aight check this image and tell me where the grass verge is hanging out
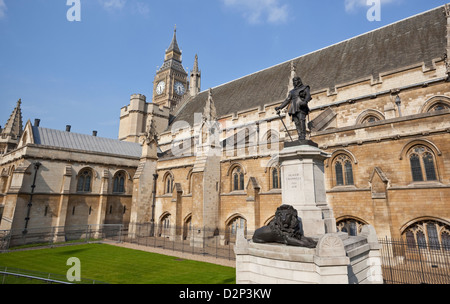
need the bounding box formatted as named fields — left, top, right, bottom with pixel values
left=0, top=243, right=236, bottom=284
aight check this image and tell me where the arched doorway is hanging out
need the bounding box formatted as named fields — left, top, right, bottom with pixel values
left=183, top=214, right=192, bottom=240
left=158, top=213, right=171, bottom=238
left=225, top=216, right=247, bottom=244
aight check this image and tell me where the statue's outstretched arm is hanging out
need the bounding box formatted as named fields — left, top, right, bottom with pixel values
left=276, top=93, right=291, bottom=111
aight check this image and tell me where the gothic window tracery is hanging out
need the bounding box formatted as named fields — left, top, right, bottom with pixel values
left=271, top=166, right=281, bottom=189
left=164, top=173, right=174, bottom=194
left=408, top=146, right=438, bottom=182
left=403, top=220, right=450, bottom=251
left=232, top=166, right=245, bottom=191
left=429, top=102, right=449, bottom=112
left=113, top=171, right=126, bottom=193
left=77, top=169, right=92, bottom=193
left=336, top=218, right=366, bottom=236
left=361, top=115, right=380, bottom=124
left=356, top=109, right=385, bottom=125
left=333, top=154, right=354, bottom=186
left=421, top=96, right=450, bottom=113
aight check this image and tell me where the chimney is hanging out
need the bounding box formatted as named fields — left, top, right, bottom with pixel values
left=34, top=119, right=40, bottom=127
left=66, top=125, right=71, bottom=132
left=92, top=131, right=98, bottom=137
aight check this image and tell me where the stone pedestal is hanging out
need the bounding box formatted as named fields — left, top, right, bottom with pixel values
left=237, top=141, right=383, bottom=284
left=278, top=142, right=336, bottom=237
left=235, top=226, right=383, bottom=284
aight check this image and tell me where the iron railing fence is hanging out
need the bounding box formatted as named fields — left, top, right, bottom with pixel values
left=0, top=266, right=108, bottom=284
left=0, top=224, right=123, bottom=252
left=0, top=222, right=248, bottom=261
left=379, top=237, right=450, bottom=284
left=122, top=222, right=255, bottom=261
left=3, top=222, right=449, bottom=284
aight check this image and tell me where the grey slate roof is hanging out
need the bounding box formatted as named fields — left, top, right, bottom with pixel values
left=32, top=126, right=142, bottom=158
left=171, top=6, right=447, bottom=127
left=158, top=58, right=187, bottom=74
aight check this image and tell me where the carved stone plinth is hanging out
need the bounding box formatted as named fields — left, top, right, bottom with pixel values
left=278, top=142, right=336, bottom=237
left=235, top=226, right=383, bottom=284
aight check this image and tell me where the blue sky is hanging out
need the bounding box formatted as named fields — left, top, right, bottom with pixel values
left=0, top=0, right=448, bottom=139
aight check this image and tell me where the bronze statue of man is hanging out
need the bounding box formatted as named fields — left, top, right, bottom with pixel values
left=276, top=76, right=312, bottom=141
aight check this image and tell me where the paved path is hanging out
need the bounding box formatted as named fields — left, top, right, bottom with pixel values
left=112, top=242, right=236, bottom=268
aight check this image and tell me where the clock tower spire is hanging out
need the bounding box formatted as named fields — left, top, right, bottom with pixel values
left=153, top=26, right=188, bottom=111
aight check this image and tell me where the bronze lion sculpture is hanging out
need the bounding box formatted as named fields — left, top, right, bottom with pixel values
left=252, top=205, right=317, bottom=248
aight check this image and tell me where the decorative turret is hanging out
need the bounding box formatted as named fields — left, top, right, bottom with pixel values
left=202, top=88, right=217, bottom=123
left=190, top=54, right=201, bottom=97
left=198, top=89, right=220, bottom=149
left=0, top=99, right=24, bottom=154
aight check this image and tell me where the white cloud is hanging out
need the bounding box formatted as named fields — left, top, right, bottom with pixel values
left=134, top=2, right=150, bottom=15
left=0, top=0, right=7, bottom=20
left=99, top=0, right=150, bottom=16
left=222, top=0, right=289, bottom=25
left=99, top=0, right=127, bottom=10
left=344, top=0, right=398, bottom=13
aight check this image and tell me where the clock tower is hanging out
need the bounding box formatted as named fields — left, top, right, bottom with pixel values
left=153, top=26, right=188, bottom=111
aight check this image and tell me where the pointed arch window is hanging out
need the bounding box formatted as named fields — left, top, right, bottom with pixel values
left=356, top=109, right=385, bottom=125
left=333, top=155, right=354, bottom=186
left=428, top=102, right=449, bottom=112
left=336, top=218, right=366, bottom=236
left=408, top=146, right=438, bottom=182
left=361, top=115, right=380, bottom=124
left=232, top=167, right=245, bottom=191
left=164, top=173, right=174, bottom=194
left=77, top=169, right=92, bottom=193
left=187, top=170, right=194, bottom=194
left=113, top=171, right=126, bottom=193
left=165, top=174, right=173, bottom=193
left=402, top=220, right=450, bottom=251
left=345, top=161, right=354, bottom=185
left=263, top=129, right=280, bottom=150
left=271, top=167, right=281, bottom=189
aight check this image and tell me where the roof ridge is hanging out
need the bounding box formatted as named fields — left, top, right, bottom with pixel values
left=31, top=126, right=142, bottom=157
left=170, top=4, right=447, bottom=128
left=33, top=126, right=140, bottom=143
left=204, top=4, right=447, bottom=94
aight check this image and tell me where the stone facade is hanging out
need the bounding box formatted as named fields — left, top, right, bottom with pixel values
left=0, top=120, right=141, bottom=239
left=1, top=5, right=449, bottom=249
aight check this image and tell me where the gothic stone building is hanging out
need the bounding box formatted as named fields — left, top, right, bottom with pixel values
left=1, top=4, right=450, bottom=248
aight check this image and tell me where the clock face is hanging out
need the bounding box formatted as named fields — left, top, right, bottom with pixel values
left=156, top=81, right=165, bottom=95
left=174, top=82, right=186, bottom=96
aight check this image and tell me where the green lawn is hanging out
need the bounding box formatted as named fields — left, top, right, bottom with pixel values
left=0, top=244, right=236, bottom=284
